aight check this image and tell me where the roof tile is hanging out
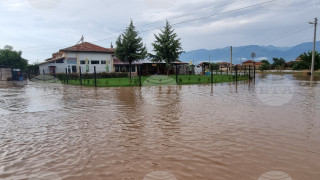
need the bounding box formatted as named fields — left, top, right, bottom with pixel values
left=60, top=42, right=114, bottom=53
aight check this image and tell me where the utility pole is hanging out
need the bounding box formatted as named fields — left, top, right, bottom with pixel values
left=230, top=46, right=233, bottom=75
left=309, top=18, right=318, bottom=75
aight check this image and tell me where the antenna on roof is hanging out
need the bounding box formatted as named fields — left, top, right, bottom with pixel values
left=76, top=35, right=84, bottom=44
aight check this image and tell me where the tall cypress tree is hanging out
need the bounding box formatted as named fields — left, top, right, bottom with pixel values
left=150, top=21, right=183, bottom=76
left=115, top=20, right=147, bottom=79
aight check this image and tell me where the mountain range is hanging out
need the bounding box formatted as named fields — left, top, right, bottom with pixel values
left=179, top=41, right=320, bottom=65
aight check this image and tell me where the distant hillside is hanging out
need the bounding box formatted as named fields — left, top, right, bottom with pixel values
left=179, top=41, right=320, bottom=64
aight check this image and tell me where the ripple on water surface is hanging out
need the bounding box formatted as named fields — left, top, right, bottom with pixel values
left=0, top=75, right=320, bottom=180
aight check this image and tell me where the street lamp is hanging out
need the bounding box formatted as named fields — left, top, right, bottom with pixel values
left=309, top=18, right=318, bottom=75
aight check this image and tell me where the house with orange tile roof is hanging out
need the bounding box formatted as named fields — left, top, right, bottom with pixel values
left=39, top=41, right=190, bottom=76
left=241, top=60, right=262, bottom=69
left=39, top=42, right=114, bottom=74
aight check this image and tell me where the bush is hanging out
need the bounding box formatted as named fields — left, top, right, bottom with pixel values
left=56, top=72, right=128, bottom=81
left=56, top=73, right=78, bottom=80
left=293, top=61, right=309, bottom=71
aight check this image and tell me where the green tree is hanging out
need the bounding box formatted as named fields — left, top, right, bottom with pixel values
left=0, top=45, right=28, bottom=70
left=115, top=20, right=147, bottom=79
left=292, top=61, right=309, bottom=71
left=259, top=60, right=270, bottom=72
left=28, top=64, right=39, bottom=76
left=271, top=57, right=285, bottom=70
left=209, top=63, right=219, bottom=71
left=150, top=21, right=183, bottom=76
left=299, top=51, right=320, bottom=71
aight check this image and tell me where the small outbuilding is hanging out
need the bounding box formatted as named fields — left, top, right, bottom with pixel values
left=0, top=65, right=12, bottom=81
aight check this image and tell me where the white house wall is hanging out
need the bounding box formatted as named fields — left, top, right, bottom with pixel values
left=76, top=52, right=113, bottom=73
left=39, top=60, right=67, bottom=74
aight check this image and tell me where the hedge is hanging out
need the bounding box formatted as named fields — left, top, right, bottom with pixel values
left=56, top=72, right=128, bottom=80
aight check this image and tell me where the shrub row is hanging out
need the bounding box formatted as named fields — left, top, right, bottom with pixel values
left=56, top=72, right=128, bottom=80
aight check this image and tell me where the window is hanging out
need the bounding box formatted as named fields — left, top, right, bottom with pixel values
left=91, top=60, right=99, bottom=64
left=67, top=60, right=77, bottom=64
left=80, top=60, right=86, bottom=64
left=120, top=66, right=127, bottom=72
left=115, top=65, right=121, bottom=72
left=131, top=65, right=136, bottom=72
left=101, top=60, right=106, bottom=64
left=114, top=65, right=135, bottom=72
left=56, top=59, right=64, bottom=63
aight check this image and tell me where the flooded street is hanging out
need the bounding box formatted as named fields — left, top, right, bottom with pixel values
left=1, top=74, right=320, bottom=180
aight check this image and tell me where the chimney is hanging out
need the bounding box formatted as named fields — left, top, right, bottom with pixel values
left=110, top=42, right=114, bottom=49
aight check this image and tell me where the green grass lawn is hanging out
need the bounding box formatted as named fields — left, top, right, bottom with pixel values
left=62, top=74, right=249, bottom=87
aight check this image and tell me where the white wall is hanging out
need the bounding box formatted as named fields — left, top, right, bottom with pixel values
left=39, top=60, right=67, bottom=74
left=77, top=52, right=113, bottom=73
left=194, top=65, right=202, bottom=75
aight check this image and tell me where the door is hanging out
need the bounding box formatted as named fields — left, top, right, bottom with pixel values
left=72, top=66, right=77, bottom=73
left=49, top=66, right=56, bottom=74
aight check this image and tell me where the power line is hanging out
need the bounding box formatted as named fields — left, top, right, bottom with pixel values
left=24, top=0, right=273, bottom=53
left=24, top=0, right=287, bottom=55
left=91, top=0, right=277, bottom=43
left=20, top=0, right=245, bottom=51
left=22, top=0, right=256, bottom=52
left=261, top=26, right=313, bottom=45
left=257, top=23, right=308, bottom=44
left=133, top=0, right=245, bottom=28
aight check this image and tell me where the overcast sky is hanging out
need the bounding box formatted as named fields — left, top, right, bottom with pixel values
left=0, top=0, right=319, bottom=63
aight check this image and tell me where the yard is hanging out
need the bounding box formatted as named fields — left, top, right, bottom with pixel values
left=62, top=74, right=249, bottom=87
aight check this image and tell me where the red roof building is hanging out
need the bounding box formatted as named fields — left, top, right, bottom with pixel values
left=242, top=60, right=262, bottom=69
left=39, top=42, right=115, bottom=74
left=218, top=62, right=231, bottom=68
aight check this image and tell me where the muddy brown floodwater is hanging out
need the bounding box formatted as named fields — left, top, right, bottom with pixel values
left=0, top=74, right=320, bottom=180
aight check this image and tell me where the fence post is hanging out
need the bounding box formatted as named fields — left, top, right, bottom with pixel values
left=249, top=65, right=251, bottom=80
left=139, top=65, right=142, bottom=86
left=65, top=68, right=68, bottom=84
left=27, top=67, right=30, bottom=80
left=175, top=64, right=178, bottom=84
left=211, top=68, right=213, bottom=84
left=235, top=65, right=238, bottom=82
left=79, top=66, right=82, bottom=86
left=94, top=66, right=97, bottom=87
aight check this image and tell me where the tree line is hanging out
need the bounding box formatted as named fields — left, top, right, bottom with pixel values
left=259, top=51, right=320, bottom=72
